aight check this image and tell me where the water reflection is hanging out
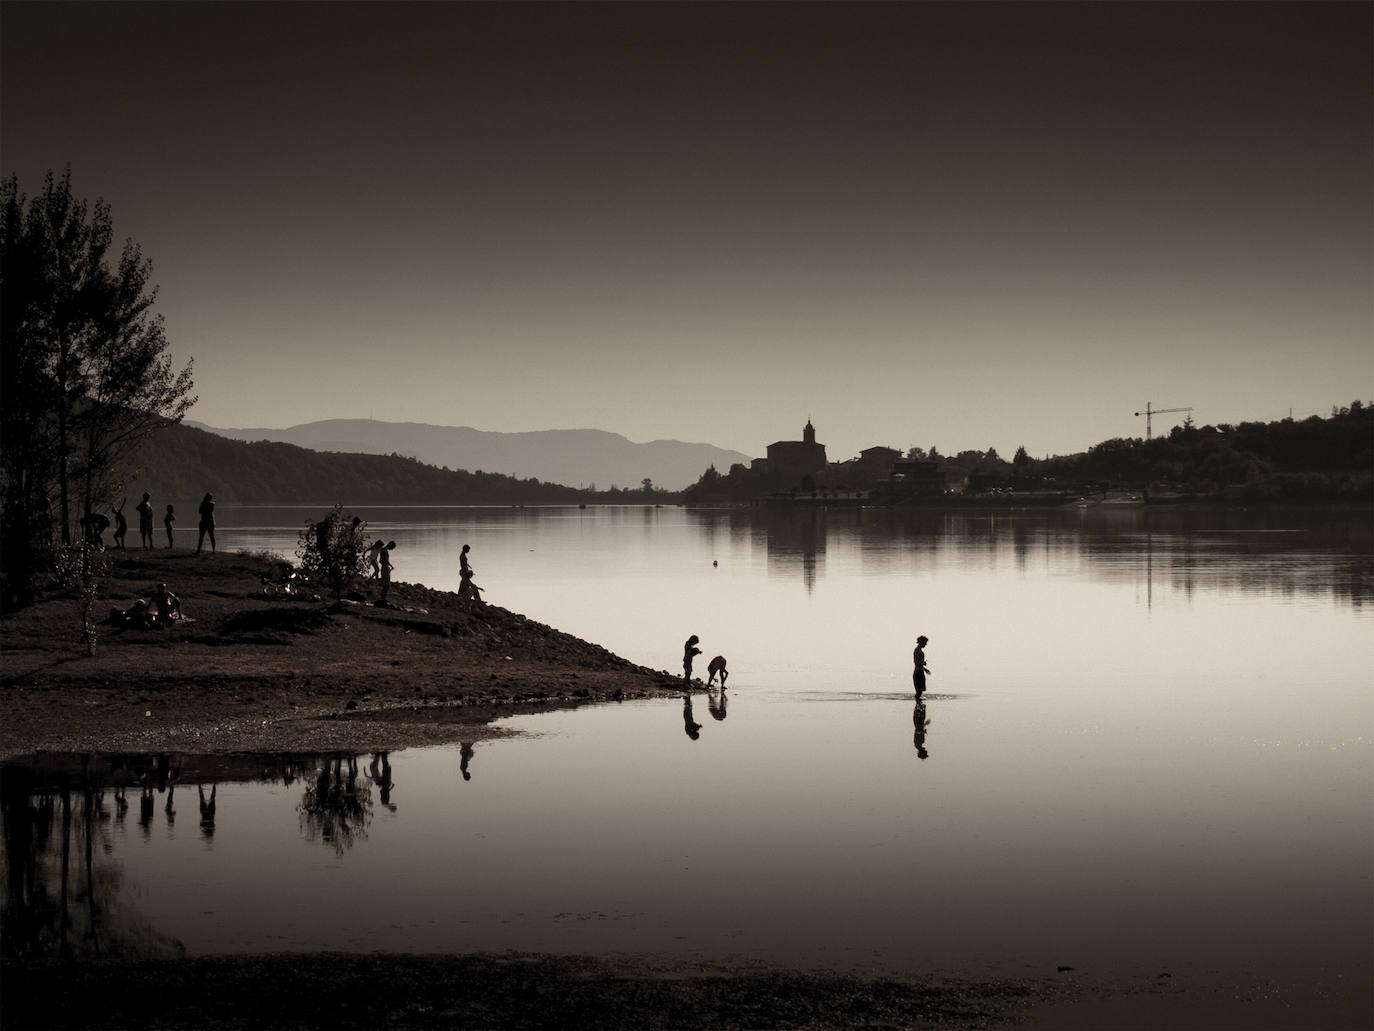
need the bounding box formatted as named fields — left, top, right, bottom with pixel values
left=681, top=693, right=701, bottom=740
left=684, top=504, right=1371, bottom=604
left=707, top=687, right=728, bottom=722
left=299, top=756, right=373, bottom=855
left=913, top=700, right=930, bottom=760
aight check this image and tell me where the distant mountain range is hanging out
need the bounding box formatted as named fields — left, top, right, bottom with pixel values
left=188, top=419, right=751, bottom=491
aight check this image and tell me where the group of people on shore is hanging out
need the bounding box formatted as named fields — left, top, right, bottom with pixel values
left=83, top=491, right=217, bottom=554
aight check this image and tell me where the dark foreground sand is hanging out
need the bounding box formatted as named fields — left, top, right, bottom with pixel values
left=2, top=553, right=1368, bottom=1030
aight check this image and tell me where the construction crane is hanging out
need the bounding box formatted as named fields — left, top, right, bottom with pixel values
left=1134, top=401, right=1193, bottom=441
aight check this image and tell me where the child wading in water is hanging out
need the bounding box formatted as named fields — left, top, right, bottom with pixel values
left=913, top=635, right=931, bottom=696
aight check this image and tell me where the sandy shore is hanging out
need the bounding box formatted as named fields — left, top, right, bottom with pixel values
left=2, top=552, right=1368, bottom=1029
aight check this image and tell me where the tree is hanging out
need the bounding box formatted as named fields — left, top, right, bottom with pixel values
left=1013, top=446, right=1030, bottom=466
left=641, top=477, right=655, bottom=494
left=0, top=170, right=195, bottom=603
left=296, top=505, right=370, bottom=604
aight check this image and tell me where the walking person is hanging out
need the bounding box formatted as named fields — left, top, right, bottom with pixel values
left=913, top=635, right=931, bottom=696
left=195, top=492, right=216, bottom=554
left=163, top=504, right=176, bottom=549
left=136, top=492, right=154, bottom=549
left=683, top=635, right=702, bottom=686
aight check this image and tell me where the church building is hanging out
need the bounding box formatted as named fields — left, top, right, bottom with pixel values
left=763, top=419, right=828, bottom=484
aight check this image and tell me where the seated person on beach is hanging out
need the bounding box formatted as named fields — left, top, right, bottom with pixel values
left=150, top=583, right=183, bottom=626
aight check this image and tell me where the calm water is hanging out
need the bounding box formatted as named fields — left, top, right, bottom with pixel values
left=4, top=505, right=1371, bottom=984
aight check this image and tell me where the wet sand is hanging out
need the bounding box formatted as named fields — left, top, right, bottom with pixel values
left=2, top=552, right=1367, bottom=1029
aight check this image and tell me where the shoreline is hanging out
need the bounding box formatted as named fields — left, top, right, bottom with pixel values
left=0, top=550, right=684, bottom=761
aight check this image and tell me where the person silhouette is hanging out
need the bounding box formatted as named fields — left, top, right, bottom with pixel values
left=195, top=493, right=216, bottom=554
left=112, top=499, right=128, bottom=549
left=706, top=655, right=728, bottom=687
left=459, top=741, right=475, bottom=781
left=458, top=544, right=484, bottom=603
left=913, top=635, right=931, bottom=696
left=379, top=540, right=395, bottom=604
left=80, top=509, right=110, bottom=547
left=683, top=635, right=701, bottom=686
left=136, top=492, right=154, bottom=549
left=707, top=686, right=728, bottom=722
left=913, top=700, right=930, bottom=759
left=163, top=504, right=176, bottom=549
left=682, top=691, right=702, bottom=740
left=366, top=539, right=385, bottom=579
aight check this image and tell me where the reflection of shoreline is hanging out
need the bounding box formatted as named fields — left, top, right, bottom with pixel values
left=692, top=505, right=1372, bottom=604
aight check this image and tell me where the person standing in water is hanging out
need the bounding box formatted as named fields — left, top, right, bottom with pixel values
left=163, top=504, right=176, bottom=549
left=706, top=655, right=728, bottom=687
left=913, top=635, right=931, bottom=696
left=683, top=635, right=702, bottom=686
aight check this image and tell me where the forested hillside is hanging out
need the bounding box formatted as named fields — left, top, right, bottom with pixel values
left=116, top=422, right=600, bottom=506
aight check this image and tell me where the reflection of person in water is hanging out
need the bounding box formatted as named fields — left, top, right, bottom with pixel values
left=459, top=742, right=475, bottom=781
left=139, top=783, right=155, bottom=836
left=683, top=635, right=701, bottom=685
left=913, top=701, right=930, bottom=759
left=368, top=752, right=396, bottom=811
left=682, top=692, right=702, bottom=740
left=198, top=783, right=217, bottom=838
left=913, top=635, right=931, bottom=696
left=707, top=687, right=727, bottom=722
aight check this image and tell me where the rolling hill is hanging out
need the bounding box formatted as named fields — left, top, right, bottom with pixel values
left=189, top=419, right=750, bottom=491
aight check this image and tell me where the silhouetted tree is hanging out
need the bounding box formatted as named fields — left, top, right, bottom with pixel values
left=0, top=170, right=194, bottom=604
left=296, top=505, right=369, bottom=603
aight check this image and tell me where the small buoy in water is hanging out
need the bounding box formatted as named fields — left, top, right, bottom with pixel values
left=713, top=560, right=718, bottom=567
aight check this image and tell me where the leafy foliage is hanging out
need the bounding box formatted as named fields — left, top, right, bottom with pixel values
left=1, top=170, right=194, bottom=608
left=295, top=504, right=369, bottom=603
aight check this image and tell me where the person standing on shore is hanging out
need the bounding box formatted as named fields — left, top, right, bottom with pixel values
left=163, top=504, right=176, bottom=549
left=112, top=499, right=128, bottom=549
left=379, top=540, right=395, bottom=604
left=195, top=492, right=216, bottom=554
left=913, top=635, right=931, bottom=696
left=366, top=538, right=385, bottom=578
left=683, top=635, right=702, bottom=686
left=458, top=544, right=484, bottom=603
left=136, top=492, right=154, bottom=549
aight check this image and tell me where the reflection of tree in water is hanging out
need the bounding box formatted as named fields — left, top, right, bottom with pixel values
left=298, top=755, right=373, bottom=854
left=1, top=762, right=178, bottom=962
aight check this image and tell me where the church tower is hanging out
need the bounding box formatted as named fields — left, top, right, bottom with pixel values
left=803, top=419, right=816, bottom=445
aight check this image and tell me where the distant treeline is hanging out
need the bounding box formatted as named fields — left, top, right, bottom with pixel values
left=118, top=422, right=678, bottom=507
left=683, top=404, right=1373, bottom=504
left=1044, top=404, right=1372, bottom=501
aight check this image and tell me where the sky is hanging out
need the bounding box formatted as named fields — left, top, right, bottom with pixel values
left=3, top=1, right=1370, bottom=462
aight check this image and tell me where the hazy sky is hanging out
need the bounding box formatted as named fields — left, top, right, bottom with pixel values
left=4, top=2, right=1370, bottom=461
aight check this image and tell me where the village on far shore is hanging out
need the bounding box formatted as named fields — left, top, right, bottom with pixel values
left=681, top=405, right=1373, bottom=508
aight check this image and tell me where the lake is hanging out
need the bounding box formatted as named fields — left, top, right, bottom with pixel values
left=3, top=504, right=1371, bottom=988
